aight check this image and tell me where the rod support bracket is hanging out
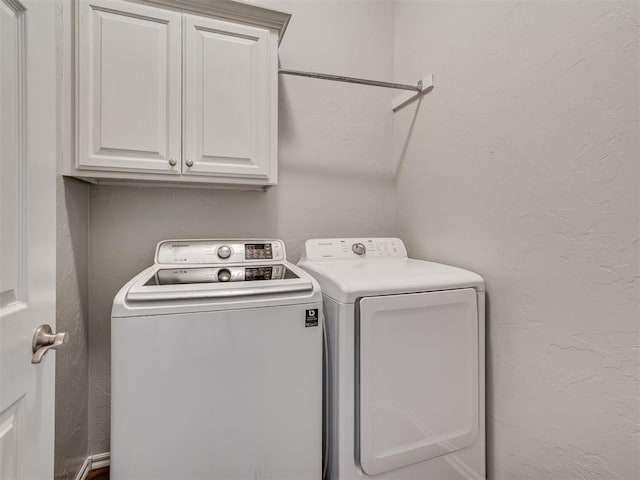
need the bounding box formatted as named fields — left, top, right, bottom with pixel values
left=392, top=75, right=434, bottom=113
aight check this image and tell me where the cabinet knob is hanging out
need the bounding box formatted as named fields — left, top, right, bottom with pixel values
left=185, top=159, right=194, bottom=168
left=168, top=158, right=177, bottom=167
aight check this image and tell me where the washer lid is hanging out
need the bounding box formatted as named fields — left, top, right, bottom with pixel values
left=126, top=263, right=313, bottom=302
left=298, top=239, right=484, bottom=303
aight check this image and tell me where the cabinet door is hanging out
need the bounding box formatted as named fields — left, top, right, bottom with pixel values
left=77, top=0, right=181, bottom=174
left=183, top=15, right=277, bottom=183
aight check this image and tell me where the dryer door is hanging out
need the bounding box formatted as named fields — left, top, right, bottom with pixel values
left=357, top=288, right=479, bottom=476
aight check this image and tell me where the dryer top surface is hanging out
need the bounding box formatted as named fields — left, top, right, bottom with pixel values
left=298, top=238, right=484, bottom=303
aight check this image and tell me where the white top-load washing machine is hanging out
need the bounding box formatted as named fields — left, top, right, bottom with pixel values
left=111, top=239, right=323, bottom=480
left=298, top=238, right=485, bottom=480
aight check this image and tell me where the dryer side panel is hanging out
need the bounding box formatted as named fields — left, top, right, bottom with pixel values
left=357, top=288, right=480, bottom=476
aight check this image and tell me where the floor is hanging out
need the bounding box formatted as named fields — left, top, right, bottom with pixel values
left=86, top=467, right=109, bottom=480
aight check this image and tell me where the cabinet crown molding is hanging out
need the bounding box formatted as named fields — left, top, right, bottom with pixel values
left=130, top=0, right=291, bottom=42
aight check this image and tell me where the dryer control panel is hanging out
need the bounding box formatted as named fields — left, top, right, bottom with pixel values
left=155, top=239, right=286, bottom=265
left=302, top=238, right=407, bottom=261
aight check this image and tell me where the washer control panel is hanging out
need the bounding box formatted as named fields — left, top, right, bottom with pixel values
left=155, top=239, right=285, bottom=265
left=303, top=238, right=407, bottom=261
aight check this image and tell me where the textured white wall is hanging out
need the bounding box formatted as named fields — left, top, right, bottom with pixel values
left=86, top=0, right=396, bottom=453
left=55, top=2, right=91, bottom=476
left=55, top=177, right=90, bottom=480
left=394, top=1, right=639, bottom=479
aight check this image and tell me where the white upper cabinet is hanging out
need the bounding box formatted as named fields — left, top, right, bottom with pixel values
left=69, top=0, right=288, bottom=188
left=78, top=0, right=182, bottom=174
left=183, top=15, right=276, bottom=181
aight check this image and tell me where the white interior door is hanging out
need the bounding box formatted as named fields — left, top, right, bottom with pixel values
left=0, top=0, right=58, bottom=478
left=357, top=289, right=480, bottom=476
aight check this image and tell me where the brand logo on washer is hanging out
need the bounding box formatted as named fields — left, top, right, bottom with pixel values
left=305, top=309, right=319, bottom=327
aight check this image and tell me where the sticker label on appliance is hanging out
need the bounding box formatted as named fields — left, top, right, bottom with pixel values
left=305, top=309, right=319, bottom=327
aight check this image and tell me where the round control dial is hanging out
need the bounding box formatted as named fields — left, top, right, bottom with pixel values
left=217, top=268, right=232, bottom=282
left=352, top=242, right=366, bottom=256
left=217, top=245, right=232, bottom=259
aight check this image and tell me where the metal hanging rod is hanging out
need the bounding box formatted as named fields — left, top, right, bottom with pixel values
left=279, top=68, right=422, bottom=92
left=279, top=68, right=434, bottom=112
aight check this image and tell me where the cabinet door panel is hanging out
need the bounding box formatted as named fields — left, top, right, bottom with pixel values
left=78, top=0, right=181, bottom=173
left=184, top=15, right=277, bottom=182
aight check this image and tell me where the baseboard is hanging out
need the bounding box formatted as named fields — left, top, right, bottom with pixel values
left=90, top=452, right=111, bottom=470
left=73, top=457, right=91, bottom=480
left=73, top=452, right=110, bottom=480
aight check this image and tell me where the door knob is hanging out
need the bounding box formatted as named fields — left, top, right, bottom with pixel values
left=32, top=325, right=68, bottom=364
left=185, top=159, right=194, bottom=168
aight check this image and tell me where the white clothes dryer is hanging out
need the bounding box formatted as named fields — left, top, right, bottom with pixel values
left=111, top=239, right=323, bottom=480
left=298, top=238, right=485, bottom=480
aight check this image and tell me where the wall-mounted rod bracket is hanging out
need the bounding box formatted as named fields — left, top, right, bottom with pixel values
left=391, top=75, right=434, bottom=112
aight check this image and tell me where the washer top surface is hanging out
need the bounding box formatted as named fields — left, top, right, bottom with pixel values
left=298, top=237, right=484, bottom=303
